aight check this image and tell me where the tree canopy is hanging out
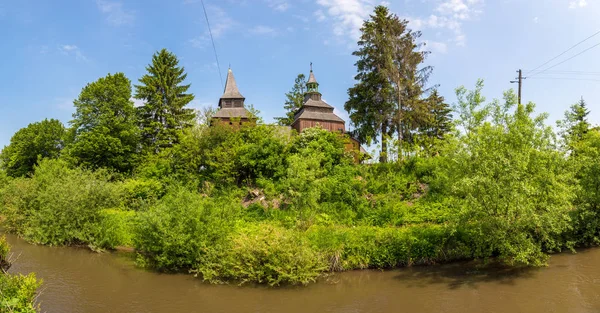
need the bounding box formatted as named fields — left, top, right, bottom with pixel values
left=0, top=119, right=65, bottom=177
left=276, top=74, right=307, bottom=126
left=345, top=5, right=433, bottom=162
left=68, top=72, right=140, bottom=173
left=135, top=48, right=195, bottom=153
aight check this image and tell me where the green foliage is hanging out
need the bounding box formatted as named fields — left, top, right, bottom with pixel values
left=68, top=72, right=140, bottom=173
left=443, top=86, right=574, bottom=265
left=558, top=97, right=590, bottom=149
left=276, top=74, right=307, bottom=126
left=0, top=236, right=42, bottom=313
left=0, top=159, right=123, bottom=246
left=94, top=209, right=136, bottom=248
left=134, top=187, right=240, bottom=272
left=196, top=224, right=327, bottom=286
left=0, top=119, right=65, bottom=177
left=567, top=129, right=600, bottom=245
left=346, top=5, right=433, bottom=162
left=135, top=49, right=196, bottom=153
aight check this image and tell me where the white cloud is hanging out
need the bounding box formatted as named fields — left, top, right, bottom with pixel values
left=569, top=0, right=588, bottom=8
left=96, top=0, right=135, bottom=26
left=189, top=6, right=236, bottom=48
left=314, top=0, right=376, bottom=40
left=533, top=16, right=539, bottom=23
left=59, top=45, right=88, bottom=62
left=250, top=25, right=278, bottom=36
left=314, top=9, right=327, bottom=22
left=424, top=40, right=448, bottom=54
left=314, top=0, right=483, bottom=48
left=265, top=0, right=290, bottom=11
left=409, top=0, right=484, bottom=47
left=131, top=98, right=145, bottom=107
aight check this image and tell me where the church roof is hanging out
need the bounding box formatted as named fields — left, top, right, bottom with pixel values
left=293, top=109, right=345, bottom=123
left=213, top=107, right=252, bottom=119
left=307, top=70, right=318, bottom=84
left=221, top=68, right=244, bottom=99
left=303, top=97, right=334, bottom=109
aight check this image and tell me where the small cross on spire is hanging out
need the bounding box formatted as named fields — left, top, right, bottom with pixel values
left=310, top=62, right=313, bottom=72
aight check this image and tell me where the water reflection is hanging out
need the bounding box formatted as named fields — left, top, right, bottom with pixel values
left=5, top=233, right=600, bottom=313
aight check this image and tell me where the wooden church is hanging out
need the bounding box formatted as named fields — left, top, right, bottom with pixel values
left=212, top=65, right=363, bottom=158
left=291, top=67, right=346, bottom=133
left=212, top=68, right=255, bottom=126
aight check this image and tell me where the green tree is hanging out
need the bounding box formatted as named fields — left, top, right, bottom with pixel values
left=276, top=74, right=307, bottom=126
left=68, top=73, right=140, bottom=173
left=558, top=97, right=590, bottom=148
left=391, top=26, right=432, bottom=158
left=423, top=89, right=452, bottom=139
left=345, top=5, right=429, bottom=162
left=0, top=119, right=65, bottom=177
left=135, top=49, right=195, bottom=153
left=443, top=85, right=574, bottom=265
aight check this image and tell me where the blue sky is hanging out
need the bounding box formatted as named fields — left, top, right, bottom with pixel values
left=1, top=0, right=599, bottom=148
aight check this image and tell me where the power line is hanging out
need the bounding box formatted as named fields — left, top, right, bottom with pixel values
left=528, top=42, right=600, bottom=78
left=525, top=30, right=600, bottom=76
left=200, top=0, right=224, bottom=89
left=527, top=77, right=600, bottom=82
left=523, top=70, right=600, bottom=76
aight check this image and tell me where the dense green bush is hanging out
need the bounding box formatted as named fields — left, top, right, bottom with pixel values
left=0, top=159, right=124, bottom=246
left=134, top=187, right=241, bottom=271
left=0, top=236, right=41, bottom=313
left=195, top=224, right=327, bottom=286
left=444, top=90, right=574, bottom=265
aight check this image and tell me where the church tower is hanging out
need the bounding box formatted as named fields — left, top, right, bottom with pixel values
left=213, top=68, right=254, bottom=125
left=291, top=65, right=346, bottom=133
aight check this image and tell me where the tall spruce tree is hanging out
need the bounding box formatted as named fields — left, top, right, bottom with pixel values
left=345, top=6, right=397, bottom=163
left=391, top=29, right=432, bottom=158
left=424, top=89, right=452, bottom=140
left=276, top=74, right=307, bottom=126
left=345, top=5, right=431, bottom=162
left=68, top=73, right=140, bottom=172
left=135, top=49, right=195, bottom=153
left=558, top=97, right=591, bottom=148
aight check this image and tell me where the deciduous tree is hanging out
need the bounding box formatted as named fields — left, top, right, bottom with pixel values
left=0, top=119, right=65, bottom=177
left=68, top=72, right=140, bottom=172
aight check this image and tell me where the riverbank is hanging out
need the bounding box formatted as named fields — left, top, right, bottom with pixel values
left=2, top=90, right=600, bottom=285
left=6, top=232, right=600, bottom=313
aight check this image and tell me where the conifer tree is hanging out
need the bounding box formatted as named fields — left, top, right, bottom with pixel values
left=558, top=97, right=591, bottom=147
left=345, top=5, right=432, bottom=162
left=424, top=89, right=452, bottom=140
left=135, top=49, right=195, bottom=153
left=276, top=74, right=307, bottom=126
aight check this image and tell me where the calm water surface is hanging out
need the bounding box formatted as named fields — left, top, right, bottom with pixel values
left=5, top=233, right=600, bottom=313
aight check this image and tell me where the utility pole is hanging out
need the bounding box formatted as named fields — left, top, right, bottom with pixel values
left=510, top=69, right=524, bottom=104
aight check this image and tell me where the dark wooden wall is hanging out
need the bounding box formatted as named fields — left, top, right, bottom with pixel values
left=292, top=119, right=345, bottom=133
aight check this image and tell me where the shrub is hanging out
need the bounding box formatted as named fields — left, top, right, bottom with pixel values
left=0, top=236, right=42, bottom=313
left=134, top=187, right=241, bottom=272
left=1, top=159, right=124, bottom=245
left=195, top=224, right=327, bottom=286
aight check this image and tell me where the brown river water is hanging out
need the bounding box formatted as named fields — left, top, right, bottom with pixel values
left=5, top=233, right=600, bottom=313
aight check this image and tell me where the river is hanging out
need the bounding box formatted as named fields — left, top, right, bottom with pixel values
left=4, top=233, right=600, bottom=313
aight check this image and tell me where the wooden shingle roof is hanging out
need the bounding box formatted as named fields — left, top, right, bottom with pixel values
left=221, top=68, right=244, bottom=99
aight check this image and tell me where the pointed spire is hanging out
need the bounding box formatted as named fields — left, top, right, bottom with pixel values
left=308, top=62, right=318, bottom=84
left=221, top=68, right=244, bottom=99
